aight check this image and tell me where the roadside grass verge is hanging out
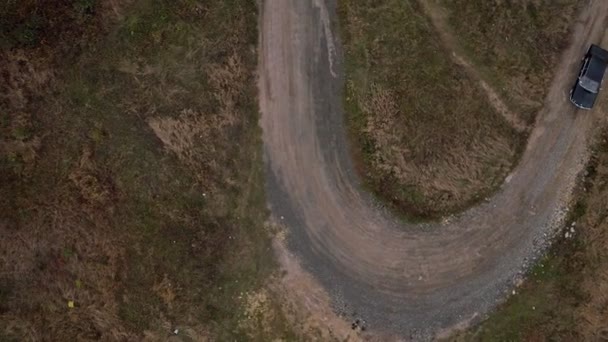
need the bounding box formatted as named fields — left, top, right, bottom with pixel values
left=338, top=0, right=523, bottom=219
left=440, top=0, right=582, bottom=124
left=0, top=0, right=295, bottom=340
left=448, top=127, right=608, bottom=341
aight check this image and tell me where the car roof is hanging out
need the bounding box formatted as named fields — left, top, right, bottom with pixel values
left=580, top=76, right=599, bottom=93
left=571, top=82, right=597, bottom=109
left=585, top=56, right=607, bottom=82
left=590, top=44, right=608, bottom=61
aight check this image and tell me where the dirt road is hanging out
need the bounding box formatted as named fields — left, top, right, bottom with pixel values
left=259, top=0, right=608, bottom=338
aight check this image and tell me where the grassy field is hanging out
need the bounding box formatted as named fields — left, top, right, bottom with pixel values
left=0, top=0, right=296, bottom=340
left=338, top=0, right=523, bottom=219
left=448, top=127, right=608, bottom=341
left=440, top=0, right=582, bottom=124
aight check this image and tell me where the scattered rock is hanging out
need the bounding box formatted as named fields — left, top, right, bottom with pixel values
left=350, top=318, right=367, bottom=332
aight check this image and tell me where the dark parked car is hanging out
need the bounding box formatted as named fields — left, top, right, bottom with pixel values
left=570, top=44, right=608, bottom=110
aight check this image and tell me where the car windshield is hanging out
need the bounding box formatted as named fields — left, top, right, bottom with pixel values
left=580, top=76, right=600, bottom=93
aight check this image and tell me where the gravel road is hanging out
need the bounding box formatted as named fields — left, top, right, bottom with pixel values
left=259, top=0, right=608, bottom=339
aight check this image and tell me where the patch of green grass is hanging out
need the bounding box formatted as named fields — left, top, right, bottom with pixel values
left=339, top=0, right=521, bottom=220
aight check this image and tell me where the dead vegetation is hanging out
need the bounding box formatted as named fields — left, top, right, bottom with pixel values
left=440, top=0, right=583, bottom=123
left=339, top=0, right=523, bottom=219
left=361, top=84, right=515, bottom=207
left=572, top=132, right=608, bottom=340
left=148, top=53, right=246, bottom=171
left=449, top=126, right=608, bottom=341
left=418, top=0, right=529, bottom=133
left=338, top=0, right=582, bottom=219
left=0, top=0, right=291, bottom=340
left=69, top=146, right=116, bottom=207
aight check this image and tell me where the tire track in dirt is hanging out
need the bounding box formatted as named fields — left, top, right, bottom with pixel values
left=259, top=0, right=608, bottom=339
left=418, top=0, right=529, bottom=133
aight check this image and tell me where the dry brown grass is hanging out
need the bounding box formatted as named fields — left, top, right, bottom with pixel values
left=440, top=0, right=582, bottom=123
left=0, top=50, right=54, bottom=110
left=0, top=0, right=291, bottom=340
left=451, top=127, right=608, bottom=340
left=573, top=139, right=608, bottom=340
left=69, top=146, right=116, bottom=207
left=340, top=0, right=582, bottom=220
left=0, top=26, right=135, bottom=339
left=361, top=84, right=515, bottom=211
left=0, top=169, right=133, bottom=340
left=339, top=0, right=522, bottom=219
left=148, top=54, right=245, bottom=171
